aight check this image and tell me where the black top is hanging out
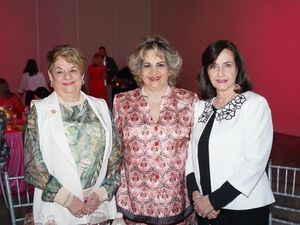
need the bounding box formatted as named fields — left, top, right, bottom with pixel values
left=187, top=106, right=240, bottom=210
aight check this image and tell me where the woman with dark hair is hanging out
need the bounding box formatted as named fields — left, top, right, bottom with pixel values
left=186, top=40, right=274, bottom=225
left=18, top=59, right=48, bottom=106
left=0, top=78, right=24, bottom=118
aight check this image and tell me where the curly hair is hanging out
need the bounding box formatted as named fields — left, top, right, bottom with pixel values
left=47, top=44, right=87, bottom=74
left=128, top=36, right=182, bottom=87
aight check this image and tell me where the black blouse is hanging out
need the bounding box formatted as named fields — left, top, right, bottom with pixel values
left=187, top=106, right=240, bottom=210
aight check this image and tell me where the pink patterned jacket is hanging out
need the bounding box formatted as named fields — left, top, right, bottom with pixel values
left=113, top=87, right=198, bottom=224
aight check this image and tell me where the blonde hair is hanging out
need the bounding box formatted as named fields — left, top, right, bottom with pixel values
left=47, top=45, right=87, bottom=73
left=128, top=36, right=182, bottom=87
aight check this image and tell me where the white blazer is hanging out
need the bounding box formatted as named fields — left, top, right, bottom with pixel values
left=186, top=91, right=275, bottom=210
left=32, top=91, right=117, bottom=225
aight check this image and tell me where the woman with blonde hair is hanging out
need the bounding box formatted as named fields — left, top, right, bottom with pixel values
left=114, top=36, right=198, bottom=224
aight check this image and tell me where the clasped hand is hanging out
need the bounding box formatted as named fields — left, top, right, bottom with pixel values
left=193, top=191, right=220, bottom=220
left=66, top=192, right=101, bottom=218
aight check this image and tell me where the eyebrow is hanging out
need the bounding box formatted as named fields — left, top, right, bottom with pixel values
left=54, top=65, right=78, bottom=70
left=223, top=61, right=233, bottom=64
left=142, top=59, right=166, bottom=64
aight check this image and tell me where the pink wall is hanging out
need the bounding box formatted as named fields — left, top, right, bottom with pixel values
left=1, top=0, right=299, bottom=137
left=0, top=0, right=151, bottom=93
left=0, top=1, right=38, bottom=93
left=152, top=0, right=300, bottom=137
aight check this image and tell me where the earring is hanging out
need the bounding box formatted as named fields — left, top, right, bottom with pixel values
left=82, top=79, right=85, bottom=85
left=234, top=83, right=241, bottom=92
left=50, top=82, right=54, bottom=87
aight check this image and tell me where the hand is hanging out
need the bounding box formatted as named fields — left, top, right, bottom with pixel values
left=66, top=195, right=85, bottom=218
left=207, top=209, right=220, bottom=219
left=192, top=191, right=204, bottom=216
left=193, top=192, right=217, bottom=219
left=81, top=192, right=101, bottom=215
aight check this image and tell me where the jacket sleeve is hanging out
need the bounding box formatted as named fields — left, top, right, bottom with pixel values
left=227, top=96, right=273, bottom=197
left=24, top=105, right=63, bottom=202
left=100, top=117, right=123, bottom=201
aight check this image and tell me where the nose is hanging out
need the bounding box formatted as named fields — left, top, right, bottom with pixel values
left=63, top=71, right=72, bottom=79
left=217, top=67, right=223, bottom=77
left=150, top=66, right=158, bottom=75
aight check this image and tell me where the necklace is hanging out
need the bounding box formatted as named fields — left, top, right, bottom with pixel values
left=142, top=86, right=171, bottom=103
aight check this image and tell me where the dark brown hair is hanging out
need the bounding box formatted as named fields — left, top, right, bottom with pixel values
left=198, top=40, right=252, bottom=99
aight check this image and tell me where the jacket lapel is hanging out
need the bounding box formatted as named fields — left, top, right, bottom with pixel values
left=46, top=93, right=77, bottom=170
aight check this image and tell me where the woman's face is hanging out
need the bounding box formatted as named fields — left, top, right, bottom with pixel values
left=48, top=57, right=83, bottom=100
left=141, top=49, right=169, bottom=92
left=207, top=48, right=237, bottom=94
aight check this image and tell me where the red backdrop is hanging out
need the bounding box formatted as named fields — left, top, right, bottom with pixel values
left=153, top=0, right=300, bottom=137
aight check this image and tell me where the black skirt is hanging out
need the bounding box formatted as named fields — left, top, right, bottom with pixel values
left=196, top=205, right=270, bottom=225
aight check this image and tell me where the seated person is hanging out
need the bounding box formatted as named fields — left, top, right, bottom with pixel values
left=0, top=78, right=24, bottom=119
left=113, top=66, right=137, bottom=96
left=25, top=90, right=35, bottom=107
left=34, top=87, right=50, bottom=99
left=0, top=110, right=10, bottom=170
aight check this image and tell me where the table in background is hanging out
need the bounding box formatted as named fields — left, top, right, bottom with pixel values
left=4, top=128, right=32, bottom=194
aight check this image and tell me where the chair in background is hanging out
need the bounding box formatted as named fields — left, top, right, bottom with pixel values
left=0, top=170, right=8, bottom=207
left=1, top=171, right=33, bottom=225
left=268, top=160, right=300, bottom=225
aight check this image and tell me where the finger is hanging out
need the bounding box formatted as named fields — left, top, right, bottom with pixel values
left=202, top=209, right=212, bottom=218
left=77, top=212, right=84, bottom=218
left=81, top=206, right=89, bottom=215
left=210, top=210, right=220, bottom=217
left=73, top=209, right=84, bottom=218
left=208, top=210, right=220, bottom=219
left=197, top=212, right=203, bottom=217
left=207, top=213, right=217, bottom=219
left=210, top=211, right=219, bottom=217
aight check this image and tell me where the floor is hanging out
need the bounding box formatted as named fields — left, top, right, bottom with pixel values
left=0, top=132, right=299, bottom=225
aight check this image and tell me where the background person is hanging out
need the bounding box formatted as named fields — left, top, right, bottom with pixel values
left=34, top=86, right=50, bottom=99
left=87, top=53, right=107, bottom=100
left=98, top=46, right=119, bottom=109
left=0, top=110, right=10, bottom=171
left=24, top=45, right=122, bottom=225
left=113, top=36, right=198, bottom=225
left=186, top=40, right=274, bottom=225
left=18, top=58, right=48, bottom=106
left=0, top=78, right=24, bottom=118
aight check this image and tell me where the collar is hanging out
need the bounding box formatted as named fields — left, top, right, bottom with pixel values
left=140, top=86, right=171, bottom=98
left=57, top=93, right=86, bottom=111
left=198, top=93, right=246, bottom=123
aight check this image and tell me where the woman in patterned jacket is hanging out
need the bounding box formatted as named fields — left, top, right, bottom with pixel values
left=24, top=45, right=122, bottom=225
left=113, top=36, right=198, bottom=224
